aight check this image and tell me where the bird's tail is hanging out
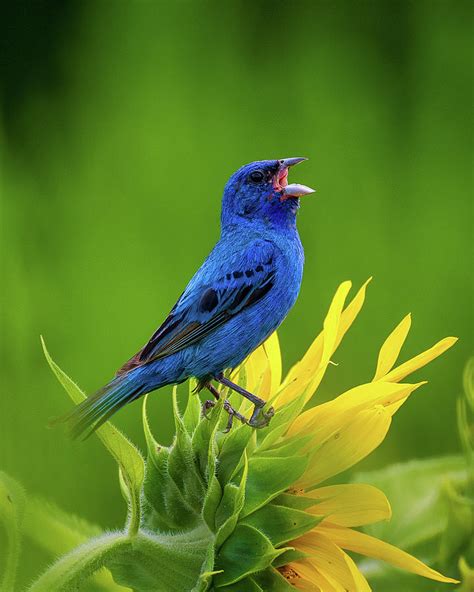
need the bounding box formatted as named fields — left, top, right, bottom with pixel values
left=52, top=372, right=147, bottom=440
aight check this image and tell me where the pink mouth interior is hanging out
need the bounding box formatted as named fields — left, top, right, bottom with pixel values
left=273, top=167, right=289, bottom=190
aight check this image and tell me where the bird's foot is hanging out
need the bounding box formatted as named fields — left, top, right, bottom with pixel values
left=202, top=399, right=216, bottom=420
left=247, top=404, right=275, bottom=429
left=223, top=399, right=247, bottom=433
left=201, top=398, right=247, bottom=432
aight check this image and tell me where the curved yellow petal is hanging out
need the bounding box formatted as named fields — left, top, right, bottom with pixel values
left=302, top=484, right=392, bottom=526
left=243, top=344, right=271, bottom=397
left=343, top=551, right=372, bottom=591
left=334, top=277, right=372, bottom=350
left=383, top=337, right=458, bottom=383
left=295, top=531, right=363, bottom=591
left=262, top=331, right=282, bottom=395
left=276, top=280, right=370, bottom=409
left=319, top=524, right=459, bottom=584
left=373, top=314, right=412, bottom=381
left=289, top=381, right=421, bottom=440
left=320, top=281, right=353, bottom=366
left=292, top=560, right=339, bottom=591
left=295, top=407, right=392, bottom=489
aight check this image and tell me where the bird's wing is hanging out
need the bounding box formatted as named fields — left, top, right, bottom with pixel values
left=116, top=240, right=276, bottom=375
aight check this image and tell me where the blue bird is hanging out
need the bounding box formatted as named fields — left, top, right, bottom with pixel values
left=62, top=158, right=315, bottom=438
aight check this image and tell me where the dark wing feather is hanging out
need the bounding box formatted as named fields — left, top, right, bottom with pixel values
left=116, top=244, right=276, bottom=375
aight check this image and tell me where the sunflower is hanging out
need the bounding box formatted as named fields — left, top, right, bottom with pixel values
left=34, top=279, right=459, bottom=591
left=229, top=279, right=458, bottom=590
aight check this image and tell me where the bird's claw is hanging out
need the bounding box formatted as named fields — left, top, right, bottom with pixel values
left=247, top=405, right=275, bottom=429
left=223, top=399, right=247, bottom=433
left=201, top=399, right=215, bottom=420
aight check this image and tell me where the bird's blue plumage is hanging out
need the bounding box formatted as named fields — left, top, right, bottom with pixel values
left=64, top=158, right=314, bottom=437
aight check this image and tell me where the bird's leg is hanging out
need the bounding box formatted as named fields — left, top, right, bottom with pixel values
left=214, top=374, right=275, bottom=428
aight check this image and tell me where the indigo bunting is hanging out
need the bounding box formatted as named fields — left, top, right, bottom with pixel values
left=62, top=158, right=315, bottom=438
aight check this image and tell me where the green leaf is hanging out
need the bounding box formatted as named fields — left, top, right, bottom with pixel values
left=27, top=532, right=129, bottom=592
left=0, top=472, right=26, bottom=592
left=439, top=480, right=474, bottom=565
left=354, top=456, right=467, bottom=553
left=241, top=503, right=323, bottom=546
left=41, top=337, right=145, bottom=536
left=354, top=455, right=469, bottom=587
left=106, top=527, right=213, bottom=592
left=241, top=455, right=308, bottom=518
left=214, top=524, right=287, bottom=586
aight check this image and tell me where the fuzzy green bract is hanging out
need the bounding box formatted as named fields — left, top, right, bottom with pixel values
left=29, top=342, right=318, bottom=592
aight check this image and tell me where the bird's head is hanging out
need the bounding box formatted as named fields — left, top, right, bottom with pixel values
left=221, top=158, right=315, bottom=230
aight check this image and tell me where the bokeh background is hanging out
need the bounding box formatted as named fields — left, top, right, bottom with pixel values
left=1, top=0, right=472, bottom=586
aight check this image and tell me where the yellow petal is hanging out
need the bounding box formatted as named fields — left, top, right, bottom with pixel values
left=383, top=337, right=458, bottom=383
left=302, top=484, right=392, bottom=526
left=289, top=381, right=421, bottom=440
left=243, top=344, right=271, bottom=397
left=334, top=277, right=372, bottom=350
left=295, top=531, right=362, bottom=591
left=343, top=551, right=372, bottom=592
left=262, top=331, right=282, bottom=395
left=373, top=314, right=412, bottom=381
left=295, top=407, right=391, bottom=489
left=320, top=281, right=353, bottom=367
left=319, top=524, right=459, bottom=584
left=292, top=560, right=339, bottom=591
left=276, top=280, right=371, bottom=409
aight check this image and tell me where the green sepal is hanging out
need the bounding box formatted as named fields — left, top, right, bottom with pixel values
left=42, top=337, right=145, bottom=536
left=272, top=548, right=309, bottom=567
left=251, top=567, right=297, bottom=591
left=214, top=524, right=287, bottom=586
left=217, top=423, right=253, bottom=485
left=214, top=576, right=263, bottom=591
left=202, top=473, right=223, bottom=532
left=215, top=453, right=249, bottom=548
left=257, top=389, right=308, bottom=449
left=183, top=379, right=202, bottom=435
left=241, top=455, right=308, bottom=518
left=168, top=388, right=205, bottom=511
left=143, top=445, right=199, bottom=531
left=192, top=399, right=224, bottom=478
left=241, top=503, right=323, bottom=546
left=0, top=472, right=26, bottom=592
left=273, top=492, right=320, bottom=511
left=142, top=394, right=162, bottom=466
left=256, top=433, right=312, bottom=459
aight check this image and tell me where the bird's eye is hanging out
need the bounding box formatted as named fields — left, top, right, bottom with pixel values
left=248, top=170, right=265, bottom=184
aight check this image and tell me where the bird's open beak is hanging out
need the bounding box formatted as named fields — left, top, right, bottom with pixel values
left=274, top=157, right=315, bottom=199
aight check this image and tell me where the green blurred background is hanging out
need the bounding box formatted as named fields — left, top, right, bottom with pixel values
left=0, top=0, right=472, bottom=584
